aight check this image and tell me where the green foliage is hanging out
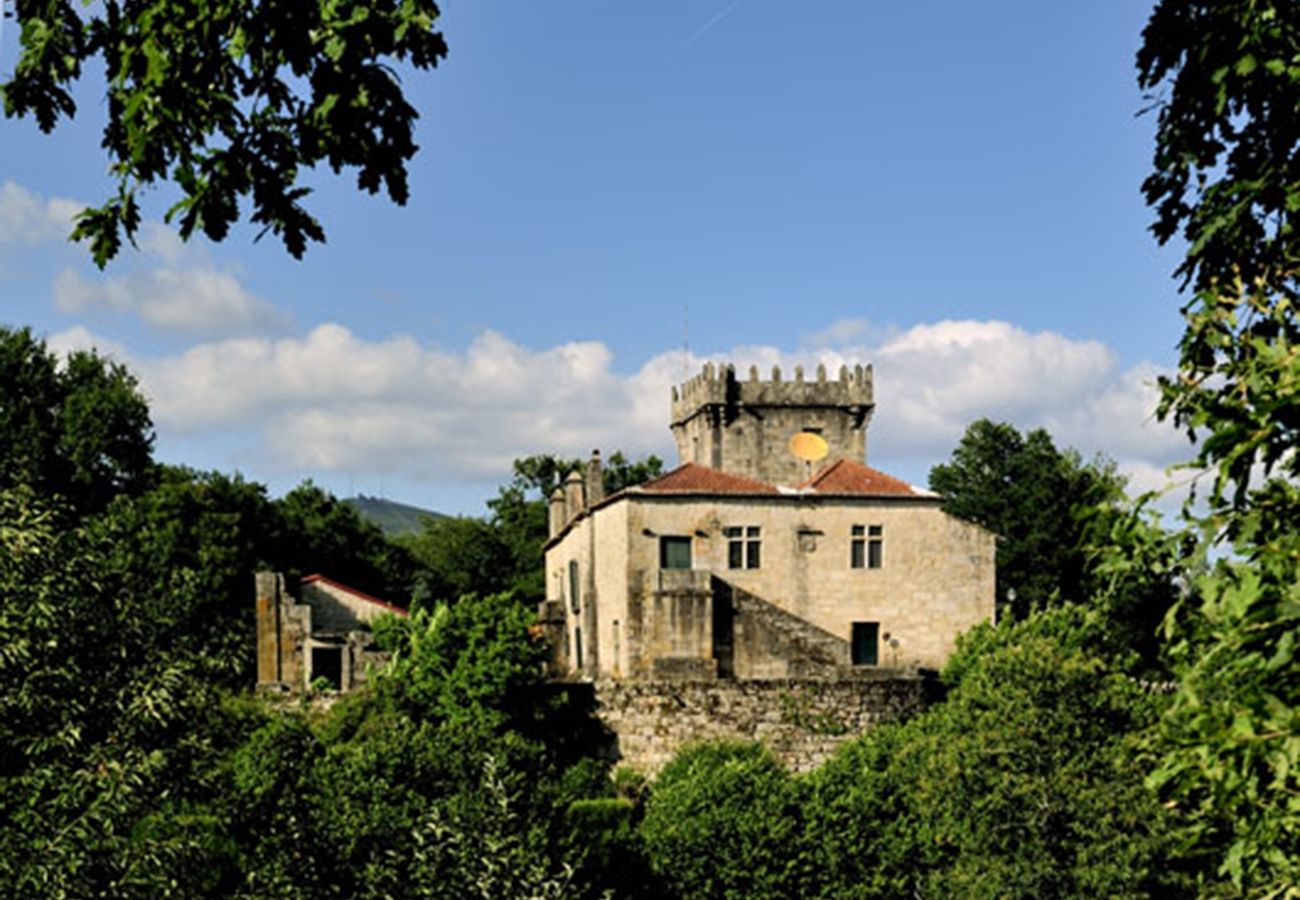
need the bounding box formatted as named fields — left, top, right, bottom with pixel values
left=375, top=591, right=548, bottom=733
left=1146, top=508, right=1300, bottom=892
left=223, top=591, right=603, bottom=899
left=603, top=450, right=666, bottom=495
left=0, top=326, right=153, bottom=515
left=0, top=488, right=268, bottom=897
left=403, top=450, right=666, bottom=605
left=798, top=725, right=913, bottom=899
left=804, top=606, right=1191, bottom=899
left=641, top=742, right=808, bottom=899
left=2, top=0, right=449, bottom=264
left=401, top=515, right=514, bottom=606
left=1138, top=2, right=1300, bottom=890
left=929, top=419, right=1128, bottom=621
left=270, top=480, right=414, bottom=601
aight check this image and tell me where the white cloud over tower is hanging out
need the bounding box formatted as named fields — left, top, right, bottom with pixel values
left=50, top=317, right=1191, bottom=499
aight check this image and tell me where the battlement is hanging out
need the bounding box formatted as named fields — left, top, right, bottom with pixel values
left=669, top=362, right=875, bottom=484
left=671, top=362, right=873, bottom=425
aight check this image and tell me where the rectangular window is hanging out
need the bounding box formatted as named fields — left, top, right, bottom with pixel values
left=851, top=622, right=880, bottom=666
left=725, top=526, right=761, bottom=569
left=851, top=524, right=884, bottom=569
left=660, top=536, right=693, bottom=570
left=574, top=626, right=584, bottom=669
left=311, top=646, right=343, bottom=690
left=569, top=560, right=580, bottom=613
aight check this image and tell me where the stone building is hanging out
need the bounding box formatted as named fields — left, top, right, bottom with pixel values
left=255, top=572, right=407, bottom=694
left=541, top=362, right=996, bottom=683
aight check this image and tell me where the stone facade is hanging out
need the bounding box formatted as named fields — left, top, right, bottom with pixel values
left=539, top=362, right=996, bottom=770
left=593, top=676, right=940, bottom=774
left=670, top=362, right=874, bottom=487
left=255, top=572, right=406, bottom=694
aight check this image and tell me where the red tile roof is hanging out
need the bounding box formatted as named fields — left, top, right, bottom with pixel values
left=799, top=459, right=922, bottom=497
left=637, top=462, right=780, bottom=495
left=300, top=574, right=409, bottom=616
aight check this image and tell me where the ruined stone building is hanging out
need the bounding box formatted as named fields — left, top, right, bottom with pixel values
left=256, top=572, right=407, bottom=694
left=539, top=363, right=997, bottom=771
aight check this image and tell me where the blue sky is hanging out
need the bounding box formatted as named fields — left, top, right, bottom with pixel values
left=1, top=1, right=1194, bottom=514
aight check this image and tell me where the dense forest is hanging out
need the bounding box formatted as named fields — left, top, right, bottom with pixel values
left=4, top=0, right=1300, bottom=896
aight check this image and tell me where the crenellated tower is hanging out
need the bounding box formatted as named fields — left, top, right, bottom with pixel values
left=670, top=362, right=874, bottom=486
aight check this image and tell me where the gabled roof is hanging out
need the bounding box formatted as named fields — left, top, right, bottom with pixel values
left=300, top=573, right=409, bottom=617
left=798, top=458, right=928, bottom=497
left=636, top=462, right=780, bottom=495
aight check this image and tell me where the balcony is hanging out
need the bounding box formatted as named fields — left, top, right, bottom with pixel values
left=648, top=568, right=712, bottom=594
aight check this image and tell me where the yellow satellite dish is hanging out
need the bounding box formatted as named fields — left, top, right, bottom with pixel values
left=789, top=431, right=829, bottom=462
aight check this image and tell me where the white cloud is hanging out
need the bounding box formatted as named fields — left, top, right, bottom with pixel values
left=0, top=181, right=80, bottom=244
left=53, top=263, right=287, bottom=338
left=125, top=318, right=1194, bottom=499
left=44, top=325, right=131, bottom=363
left=0, top=182, right=285, bottom=339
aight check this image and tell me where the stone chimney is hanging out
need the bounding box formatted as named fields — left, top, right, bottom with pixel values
left=548, top=486, right=567, bottom=538
left=563, top=469, right=586, bottom=523
left=585, top=449, right=605, bottom=506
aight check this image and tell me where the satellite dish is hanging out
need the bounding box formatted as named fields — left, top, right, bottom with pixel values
left=789, top=431, right=829, bottom=462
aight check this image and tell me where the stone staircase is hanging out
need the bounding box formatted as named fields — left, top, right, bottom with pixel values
left=717, top=579, right=852, bottom=679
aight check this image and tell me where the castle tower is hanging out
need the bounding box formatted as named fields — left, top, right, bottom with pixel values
left=670, top=362, right=874, bottom=486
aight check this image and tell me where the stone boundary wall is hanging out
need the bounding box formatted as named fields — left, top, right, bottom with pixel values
left=593, top=676, right=940, bottom=775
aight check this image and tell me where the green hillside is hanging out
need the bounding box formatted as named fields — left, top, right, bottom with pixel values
left=344, top=494, right=446, bottom=537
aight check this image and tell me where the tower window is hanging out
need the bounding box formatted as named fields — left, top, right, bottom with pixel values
left=569, top=560, right=580, bottom=612
left=724, top=526, right=761, bottom=569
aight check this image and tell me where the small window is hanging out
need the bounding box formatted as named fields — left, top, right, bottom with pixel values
left=568, top=560, right=580, bottom=613
left=851, top=622, right=880, bottom=666
left=311, top=646, right=343, bottom=690
left=868, top=525, right=883, bottom=569
left=851, top=524, right=884, bottom=569
left=725, top=526, right=761, bottom=569
left=574, top=626, right=584, bottom=669
left=660, top=536, right=692, bottom=570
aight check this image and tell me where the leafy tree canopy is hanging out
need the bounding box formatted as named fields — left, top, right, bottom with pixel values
left=928, top=419, right=1126, bottom=621
left=2, top=0, right=448, bottom=265
left=0, top=325, right=153, bottom=515
left=407, top=451, right=666, bottom=605
left=801, top=605, right=1194, bottom=899
left=1139, top=2, right=1300, bottom=889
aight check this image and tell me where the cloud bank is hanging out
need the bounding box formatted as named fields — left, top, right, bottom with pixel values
left=53, top=318, right=1193, bottom=499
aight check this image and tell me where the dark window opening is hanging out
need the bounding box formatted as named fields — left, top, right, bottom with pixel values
left=851, top=622, right=880, bottom=666
left=569, top=560, right=580, bottom=613
left=311, top=646, right=343, bottom=690
left=660, top=536, right=693, bottom=570
left=868, top=525, right=883, bottom=569
left=574, top=626, right=584, bottom=670
left=724, top=526, right=760, bottom=569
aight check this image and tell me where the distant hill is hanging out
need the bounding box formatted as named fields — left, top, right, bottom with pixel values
left=344, top=495, right=447, bottom=537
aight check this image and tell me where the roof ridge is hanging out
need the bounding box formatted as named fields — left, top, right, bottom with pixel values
left=638, top=461, right=780, bottom=494
left=300, top=573, right=408, bottom=616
